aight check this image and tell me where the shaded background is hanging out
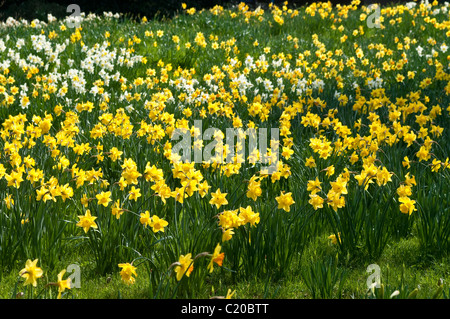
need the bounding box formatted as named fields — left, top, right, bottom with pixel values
left=0, top=0, right=421, bottom=22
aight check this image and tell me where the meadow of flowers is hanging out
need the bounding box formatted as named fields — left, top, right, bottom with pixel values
left=0, top=0, right=449, bottom=299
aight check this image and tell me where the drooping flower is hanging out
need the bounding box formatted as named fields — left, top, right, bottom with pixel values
left=209, top=188, right=228, bottom=209
left=328, top=233, right=341, bottom=245
left=399, top=196, right=417, bottom=215
left=226, top=289, right=236, bottom=299
left=76, top=210, right=98, bottom=233
left=173, top=254, right=194, bottom=281
left=96, top=191, right=112, bottom=207
left=56, top=269, right=72, bottom=299
left=309, top=194, right=324, bottom=210
left=118, top=263, right=137, bottom=285
left=111, top=199, right=124, bottom=219
left=149, top=215, right=169, bottom=233
left=140, top=210, right=151, bottom=227
left=208, top=243, right=225, bottom=273
left=275, top=191, right=295, bottom=212
left=19, top=259, right=43, bottom=287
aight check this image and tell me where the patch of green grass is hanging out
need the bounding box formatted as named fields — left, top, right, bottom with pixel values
left=1, top=232, right=447, bottom=299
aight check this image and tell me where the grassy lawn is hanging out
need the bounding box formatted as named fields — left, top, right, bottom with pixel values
left=1, top=235, right=448, bottom=299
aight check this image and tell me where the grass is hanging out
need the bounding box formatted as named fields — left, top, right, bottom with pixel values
left=1, top=233, right=447, bottom=299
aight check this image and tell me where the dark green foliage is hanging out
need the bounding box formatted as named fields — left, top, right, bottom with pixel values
left=0, top=0, right=427, bottom=22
